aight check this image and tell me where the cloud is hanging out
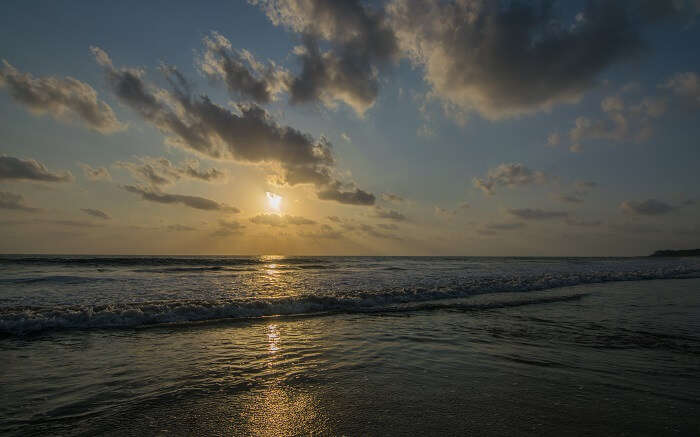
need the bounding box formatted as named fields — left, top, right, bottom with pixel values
left=0, top=191, right=39, bottom=211
left=210, top=219, right=245, bottom=236
left=485, top=222, right=525, bottom=231
left=252, top=0, right=399, bottom=115
left=78, top=163, right=111, bottom=181
left=298, top=224, right=343, bottom=239
left=435, top=203, right=469, bottom=218
left=386, top=0, right=684, bottom=120
left=0, top=218, right=104, bottom=228
left=508, top=208, right=568, bottom=220
left=381, top=192, right=404, bottom=203
left=568, top=93, right=667, bottom=151
left=546, top=132, right=561, bottom=147
left=317, top=183, right=376, bottom=205
left=372, top=206, right=407, bottom=221
left=166, top=224, right=196, bottom=232
left=359, top=223, right=401, bottom=240
left=250, top=213, right=315, bottom=226
left=566, top=218, right=602, bottom=227
left=661, top=72, right=700, bottom=108
left=340, top=133, right=351, bottom=143
left=81, top=208, right=111, bottom=220
left=620, top=199, right=676, bottom=215
left=115, top=157, right=226, bottom=186
left=198, top=31, right=288, bottom=104
left=473, top=163, right=548, bottom=195
left=122, top=184, right=239, bottom=212
left=93, top=47, right=374, bottom=205
left=376, top=223, right=399, bottom=231
left=327, top=215, right=342, bottom=223
left=0, top=155, right=73, bottom=182
left=0, top=60, right=124, bottom=133
left=557, top=194, right=584, bottom=204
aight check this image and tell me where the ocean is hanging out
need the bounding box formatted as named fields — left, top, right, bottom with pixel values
left=1, top=255, right=699, bottom=435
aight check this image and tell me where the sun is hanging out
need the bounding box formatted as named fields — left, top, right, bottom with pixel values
left=266, top=192, right=282, bottom=212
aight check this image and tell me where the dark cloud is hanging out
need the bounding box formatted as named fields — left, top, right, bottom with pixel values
left=250, top=213, right=315, bottom=226
left=317, top=184, right=375, bottom=205
left=93, top=47, right=374, bottom=205
left=198, top=32, right=287, bottom=104
left=0, top=60, right=124, bottom=133
left=253, top=0, right=399, bottom=115
left=620, top=199, right=676, bottom=215
left=473, top=163, right=548, bottom=195
left=116, top=157, right=226, bottom=186
left=557, top=194, right=584, bottom=204
left=0, top=155, right=73, bottom=182
left=78, top=163, right=111, bottom=181
left=122, top=184, right=239, bottom=212
left=0, top=218, right=103, bottom=228
left=81, top=208, right=111, bottom=220
left=508, top=208, right=568, bottom=220
left=0, top=191, right=39, bottom=212
left=372, top=206, right=407, bottom=221
left=388, top=0, right=688, bottom=120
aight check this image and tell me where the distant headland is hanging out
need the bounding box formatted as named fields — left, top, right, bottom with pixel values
left=650, top=249, right=700, bottom=257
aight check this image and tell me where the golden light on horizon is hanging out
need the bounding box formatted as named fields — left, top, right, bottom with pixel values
left=266, top=192, right=282, bottom=212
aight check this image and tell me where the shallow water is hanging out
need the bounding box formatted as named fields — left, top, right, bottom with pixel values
left=1, top=267, right=699, bottom=435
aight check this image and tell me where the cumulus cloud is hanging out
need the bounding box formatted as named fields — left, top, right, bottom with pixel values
left=92, top=47, right=374, bottom=205
left=473, top=163, right=548, bottom=195
left=198, top=31, right=288, bottom=104
left=81, top=208, right=111, bottom=220
left=620, top=199, right=676, bottom=215
left=386, top=0, right=686, bottom=120
left=250, top=213, right=315, bottom=226
left=252, top=0, right=399, bottom=115
left=0, top=191, right=39, bottom=211
left=78, top=163, right=111, bottom=181
left=122, top=184, right=239, bottom=212
left=0, top=60, right=124, bottom=133
left=508, top=208, right=568, bottom=220
left=0, top=155, right=73, bottom=182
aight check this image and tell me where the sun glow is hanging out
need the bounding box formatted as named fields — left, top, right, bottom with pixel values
left=266, top=192, right=282, bottom=212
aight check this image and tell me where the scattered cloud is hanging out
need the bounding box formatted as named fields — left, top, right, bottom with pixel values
left=298, top=224, right=343, bottom=239
left=78, top=163, right=111, bottom=181
left=121, top=184, right=239, bottom=212
left=93, top=47, right=374, bottom=205
left=373, top=206, right=407, bottom=221
left=620, top=199, right=676, bottom=216
left=0, top=60, right=125, bottom=133
left=81, top=208, right=111, bottom=220
left=115, top=157, right=226, bottom=186
left=166, top=224, right=196, bottom=232
left=566, top=217, right=602, bottom=227
left=0, top=155, right=73, bottom=182
left=546, top=132, right=561, bottom=147
left=250, top=213, right=316, bottom=226
left=198, top=31, right=288, bottom=104
left=381, top=192, right=404, bottom=203
left=0, top=191, right=39, bottom=211
left=473, top=163, right=548, bottom=195
left=661, top=71, right=700, bottom=108
left=340, top=133, right=351, bottom=143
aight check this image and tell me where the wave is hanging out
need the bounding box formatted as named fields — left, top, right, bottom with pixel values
left=0, top=275, right=115, bottom=285
left=2, top=266, right=699, bottom=336
left=0, top=256, right=333, bottom=268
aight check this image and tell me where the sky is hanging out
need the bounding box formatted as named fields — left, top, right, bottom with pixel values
left=1, top=0, right=699, bottom=256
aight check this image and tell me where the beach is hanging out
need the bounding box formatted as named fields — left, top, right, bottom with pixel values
left=1, top=257, right=699, bottom=435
